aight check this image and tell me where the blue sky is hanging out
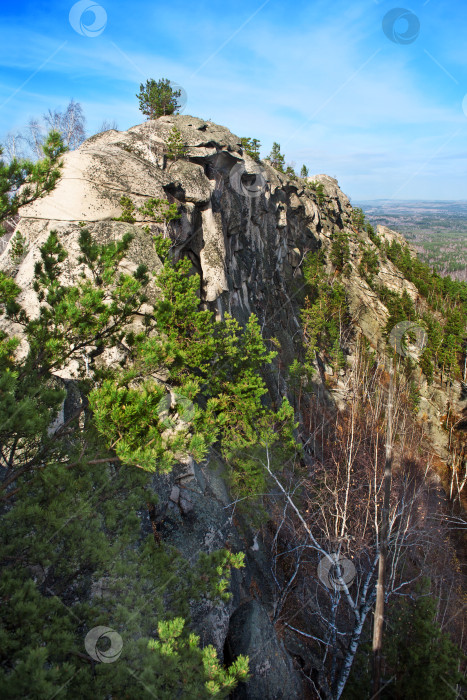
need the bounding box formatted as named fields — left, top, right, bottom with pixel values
left=1, top=0, right=466, bottom=200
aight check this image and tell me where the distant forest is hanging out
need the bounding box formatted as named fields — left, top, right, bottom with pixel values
left=357, top=200, right=467, bottom=282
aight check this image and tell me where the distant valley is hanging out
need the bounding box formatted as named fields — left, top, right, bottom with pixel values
left=356, top=200, right=467, bottom=281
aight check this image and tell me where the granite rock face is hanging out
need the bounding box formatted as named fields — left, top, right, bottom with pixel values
left=224, top=600, right=303, bottom=700
left=1, top=116, right=422, bottom=359
left=2, top=115, right=463, bottom=698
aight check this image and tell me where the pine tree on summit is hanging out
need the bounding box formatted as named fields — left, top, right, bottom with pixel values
left=137, top=78, right=182, bottom=119
left=268, top=142, right=285, bottom=173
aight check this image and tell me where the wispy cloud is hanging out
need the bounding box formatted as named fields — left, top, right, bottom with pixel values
left=0, top=0, right=466, bottom=199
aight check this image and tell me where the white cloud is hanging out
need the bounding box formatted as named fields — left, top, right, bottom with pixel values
left=1, top=1, right=466, bottom=199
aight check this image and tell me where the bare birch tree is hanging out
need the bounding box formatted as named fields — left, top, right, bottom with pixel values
left=236, top=338, right=459, bottom=699
left=44, top=99, right=86, bottom=150
left=25, top=118, right=45, bottom=160
left=2, top=132, right=25, bottom=162
left=3, top=100, right=86, bottom=163
left=372, top=356, right=394, bottom=694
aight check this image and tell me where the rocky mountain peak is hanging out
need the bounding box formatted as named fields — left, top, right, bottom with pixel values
left=1, top=115, right=465, bottom=700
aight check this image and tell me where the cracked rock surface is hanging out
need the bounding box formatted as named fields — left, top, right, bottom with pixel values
left=2, top=115, right=464, bottom=699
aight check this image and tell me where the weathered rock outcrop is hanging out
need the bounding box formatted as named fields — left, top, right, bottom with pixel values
left=1, top=116, right=427, bottom=356
left=2, top=115, right=464, bottom=698
left=225, top=600, right=303, bottom=699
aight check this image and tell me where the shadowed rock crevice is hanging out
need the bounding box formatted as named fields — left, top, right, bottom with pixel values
left=2, top=114, right=465, bottom=699
left=224, top=600, right=303, bottom=699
